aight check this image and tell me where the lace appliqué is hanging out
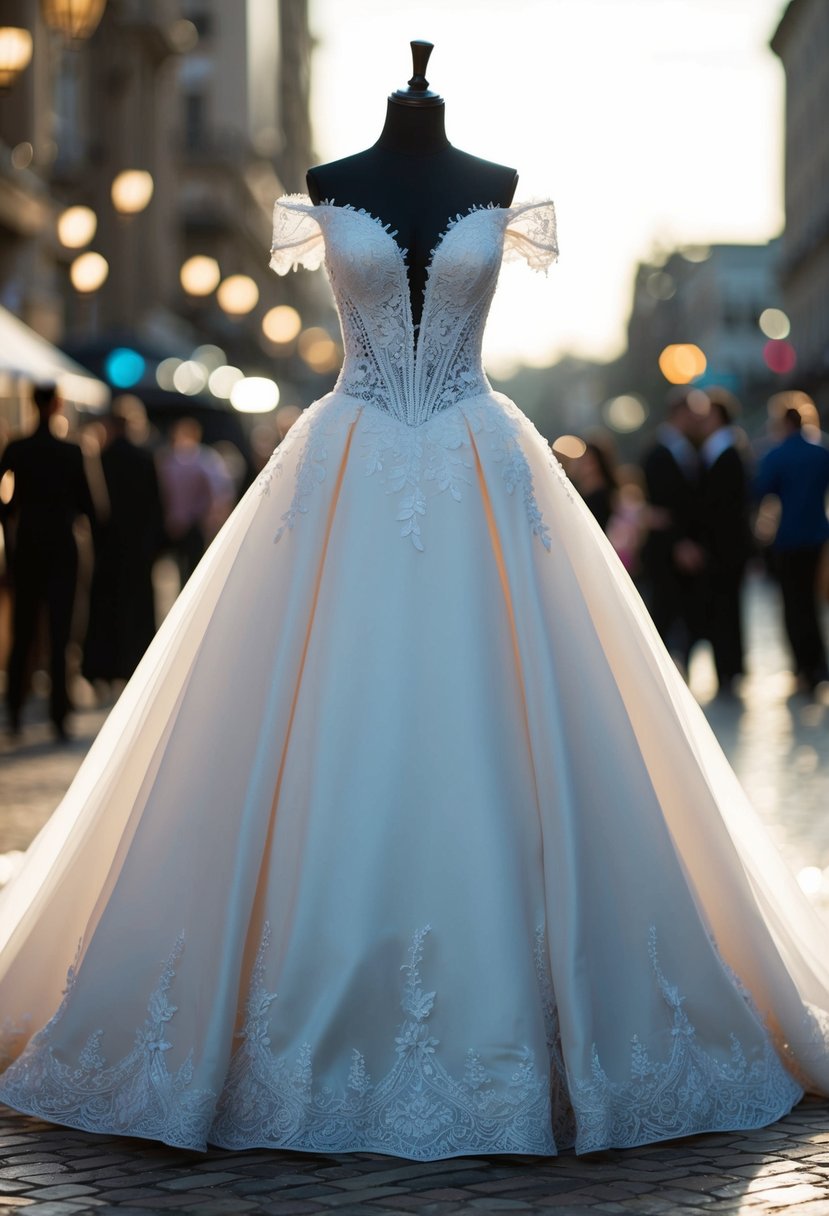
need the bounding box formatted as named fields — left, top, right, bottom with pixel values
left=464, top=398, right=554, bottom=550
left=0, top=936, right=215, bottom=1150
left=0, top=923, right=809, bottom=1156
left=256, top=395, right=324, bottom=499
left=261, top=395, right=553, bottom=553
left=269, top=198, right=557, bottom=429
left=567, top=928, right=803, bottom=1155
left=210, top=925, right=554, bottom=1158
left=359, top=406, right=474, bottom=551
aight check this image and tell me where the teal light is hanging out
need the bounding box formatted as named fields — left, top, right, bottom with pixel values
left=105, top=347, right=145, bottom=388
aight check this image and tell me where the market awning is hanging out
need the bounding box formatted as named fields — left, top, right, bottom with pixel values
left=0, top=305, right=109, bottom=410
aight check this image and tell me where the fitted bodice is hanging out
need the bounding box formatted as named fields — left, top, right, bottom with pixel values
left=271, top=196, right=558, bottom=427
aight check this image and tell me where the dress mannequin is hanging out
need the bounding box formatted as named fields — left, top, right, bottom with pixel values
left=306, top=41, right=518, bottom=327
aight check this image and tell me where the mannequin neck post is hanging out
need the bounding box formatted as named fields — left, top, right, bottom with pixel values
left=375, top=99, right=450, bottom=155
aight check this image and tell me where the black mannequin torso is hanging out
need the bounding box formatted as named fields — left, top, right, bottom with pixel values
left=306, top=53, right=517, bottom=328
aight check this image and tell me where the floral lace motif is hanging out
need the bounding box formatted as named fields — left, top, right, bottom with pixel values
left=0, top=923, right=807, bottom=1156
left=260, top=395, right=554, bottom=553
left=0, top=936, right=215, bottom=1149
left=270, top=195, right=558, bottom=430
left=211, top=925, right=554, bottom=1158
left=567, top=928, right=803, bottom=1154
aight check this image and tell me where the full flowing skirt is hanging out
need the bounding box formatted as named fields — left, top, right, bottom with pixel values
left=0, top=390, right=827, bottom=1159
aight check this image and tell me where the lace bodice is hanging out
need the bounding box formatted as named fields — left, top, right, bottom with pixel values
left=271, top=195, right=558, bottom=427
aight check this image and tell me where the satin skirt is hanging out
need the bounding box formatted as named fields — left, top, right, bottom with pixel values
left=0, top=390, right=826, bottom=1159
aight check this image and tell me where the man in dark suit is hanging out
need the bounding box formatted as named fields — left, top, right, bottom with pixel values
left=641, top=391, right=706, bottom=670
left=83, top=404, right=164, bottom=685
left=697, top=395, right=753, bottom=693
left=755, top=406, right=829, bottom=692
left=0, top=383, right=95, bottom=738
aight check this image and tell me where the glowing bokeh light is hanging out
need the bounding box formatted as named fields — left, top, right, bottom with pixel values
left=604, top=394, right=647, bottom=432
left=230, top=376, right=280, bottom=413
left=111, top=169, right=154, bottom=215
left=156, top=358, right=181, bottom=390
left=0, top=27, right=33, bottom=90
left=192, top=344, right=226, bottom=371
left=763, top=340, right=796, bottom=375
left=70, top=251, right=109, bottom=292
left=552, top=435, right=587, bottom=459
left=173, top=360, right=208, bottom=395
left=58, top=205, right=97, bottom=249
left=263, top=305, right=302, bottom=344
left=759, top=308, right=790, bottom=340
left=41, top=0, right=107, bottom=41
left=217, top=274, right=259, bottom=315
left=180, top=256, right=221, bottom=296
left=658, top=344, right=707, bottom=385
left=208, top=365, right=244, bottom=398
left=105, top=347, right=146, bottom=389
left=298, top=327, right=339, bottom=373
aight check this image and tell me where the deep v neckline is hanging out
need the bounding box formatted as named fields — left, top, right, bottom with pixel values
left=311, top=198, right=507, bottom=363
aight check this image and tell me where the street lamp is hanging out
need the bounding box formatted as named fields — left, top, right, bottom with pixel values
left=40, top=0, right=107, bottom=42
left=0, top=27, right=33, bottom=91
left=111, top=170, right=154, bottom=215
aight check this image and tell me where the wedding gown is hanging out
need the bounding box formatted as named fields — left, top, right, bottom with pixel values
left=0, top=195, right=827, bottom=1161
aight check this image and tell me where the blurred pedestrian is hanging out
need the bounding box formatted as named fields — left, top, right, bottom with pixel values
left=606, top=469, right=647, bottom=578
left=697, top=393, right=753, bottom=694
left=0, top=383, right=95, bottom=739
left=640, top=391, right=706, bottom=671
left=572, top=439, right=617, bottom=532
left=156, top=418, right=214, bottom=589
left=83, top=400, right=165, bottom=689
left=755, top=406, right=829, bottom=692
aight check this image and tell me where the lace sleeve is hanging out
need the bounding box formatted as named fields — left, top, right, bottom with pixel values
left=503, top=201, right=558, bottom=273
left=270, top=195, right=325, bottom=275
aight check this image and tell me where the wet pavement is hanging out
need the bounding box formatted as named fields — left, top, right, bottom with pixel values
left=0, top=573, right=828, bottom=1214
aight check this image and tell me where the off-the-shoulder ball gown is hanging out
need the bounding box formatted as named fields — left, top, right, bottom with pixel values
left=0, top=196, right=827, bottom=1160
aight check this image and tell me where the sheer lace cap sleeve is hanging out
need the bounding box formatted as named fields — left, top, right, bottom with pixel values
left=270, top=194, right=325, bottom=275
left=503, top=200, right=558, bottom=273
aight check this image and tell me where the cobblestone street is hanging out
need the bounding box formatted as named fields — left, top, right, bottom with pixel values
left=0, top=575, right=828, bottom=1214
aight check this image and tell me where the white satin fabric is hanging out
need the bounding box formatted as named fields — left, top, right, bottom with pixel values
left=0, top=197, right=826, bottom=1160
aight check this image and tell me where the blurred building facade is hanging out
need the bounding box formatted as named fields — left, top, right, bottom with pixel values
left=621, top=241, right=783, bottom=434
left=772, top=0, right=829, bottom=411
left=0, top=0, right=324, bottom=430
